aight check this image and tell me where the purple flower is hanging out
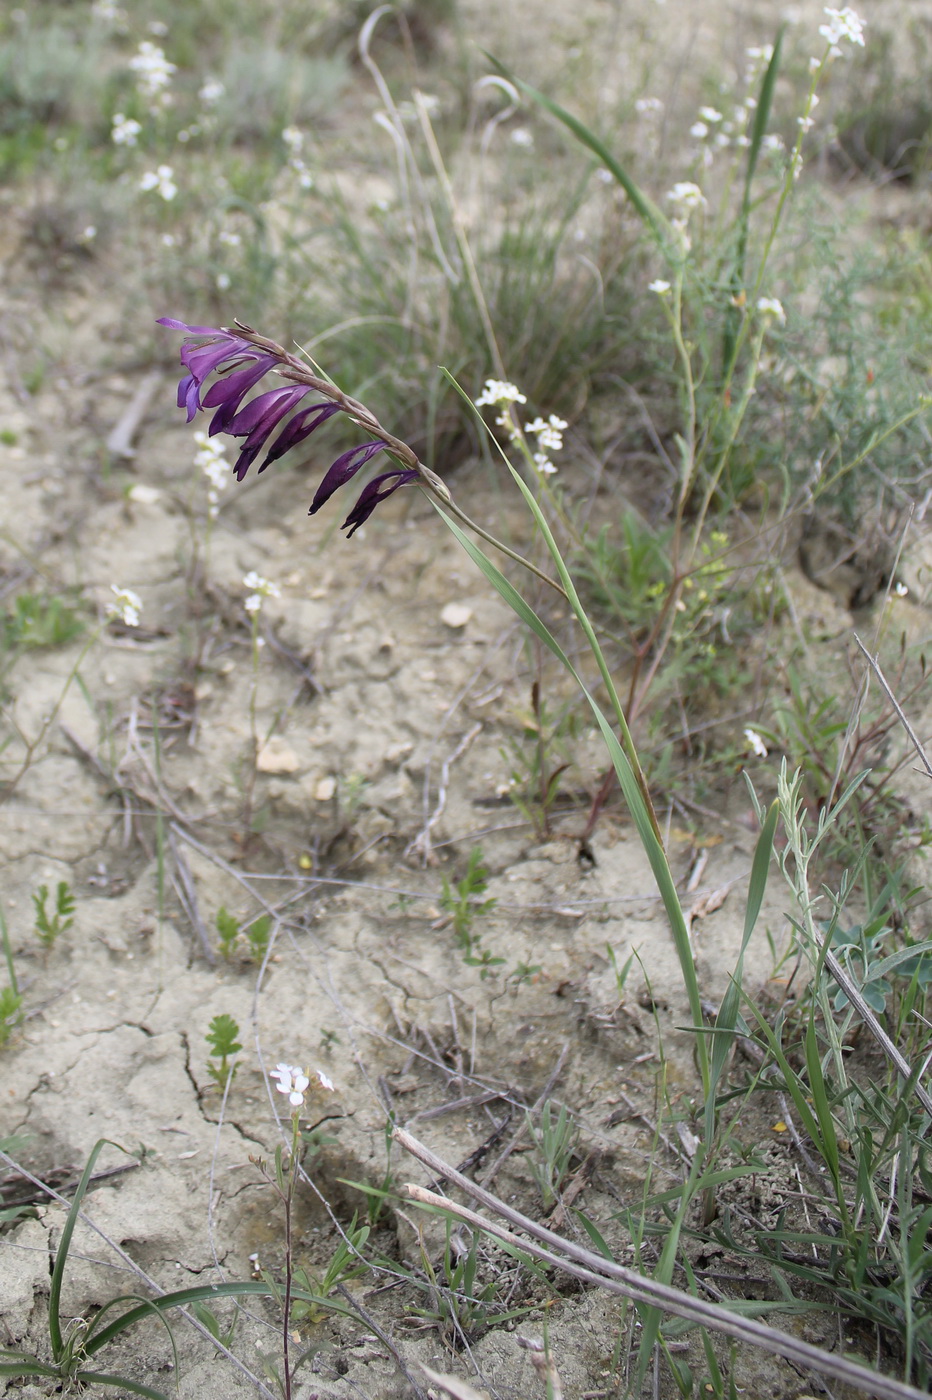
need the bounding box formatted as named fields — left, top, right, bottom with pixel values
left=158, top=317, right=420, bottom=532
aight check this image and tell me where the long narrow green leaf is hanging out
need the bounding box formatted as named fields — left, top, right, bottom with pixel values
left=49, top=1139, right=124, bottom=1359
left=743, top=32, right=784, bottom=210
left=75, top=1372, right=170, bottom=1400
left=84, top=1280, right=348, bottom=1356
left=485, top=57, right=667, bottom=248
left=436, top=503, right=709, bottom=1088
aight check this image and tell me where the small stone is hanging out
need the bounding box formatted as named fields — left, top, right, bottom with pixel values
left=256, top=737, right=301, bottom=774
left=314, top=776, right=336, bottom=801
left=128, top=483, right=161, bottom=505
left=440, top=602, right=472, bottom=629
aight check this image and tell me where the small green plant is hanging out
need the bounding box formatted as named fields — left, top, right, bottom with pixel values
left=214, top=908, right=271, bottom=963
left=32, top=882, right=75, bottom=950
left=289, top=1216, right=370, bottom=1324
left=0, top=902, right=22, bottom=1050
left=215, top=906, right=240, bottom=960
left=500, top=680, right=574, bottom=837
left=525, top=1100, right=579, bottom=1210
left=205, top=1013, right=242, bottom=1089
left=243, top=914, right=271, bottom=963
left=0, top=985, right=23, bottom=1050
left=829, top=916, right=932, bottom=1015
left=2, top=594, right=84, bottom=652
left=439, top=846, right=499, bottom=973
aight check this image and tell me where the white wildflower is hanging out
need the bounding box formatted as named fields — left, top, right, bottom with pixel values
left=475, top=379, right=527, bottom=408
left=140, top=165, right=177, bottom=200
left=509, top=126, right=534, bottom=148
left=649, top=279, right=671, bottom=295
left=108, top=586, right=142, bottom=628
left=91, top=0, right=124, bottom=19
left=532, top=452, right=557, bottom=476
left=744, top=727, right=768, bottom=759
left=111, top=113, right=141, bottom=147
left=199, top=77, right=225, bottom=106
left=698, top=106, right=723, bottom=123
left=819, top=7, right=865, bottom=53
left=526, top=414, right=568, bottom=453
left=666, top=181, right=706, bottom=214
left=243, top=571, right=280, bottom=614
left=282, top=126, right=304, bottom=154
left=690, top=121, right=709, bottom=140
left=635, top=96, right=663, bottom=114
left=895, top=581, right=909, bottom=597
left=757, top=296, right=786, bottom=324
left=270, top=1063, right=310, bottom=1108
left=317, top=1070, right=335, bottom=1092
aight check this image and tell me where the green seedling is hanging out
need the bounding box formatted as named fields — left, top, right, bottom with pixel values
left=0, top=902, right=21, bottom=1049
left=289, top=1216, right=369, bottom=1323
left=214, top=908, right=271, bottom=963
left=32, top=882, right=75, bottom=949
left=244, top=915, right=271, bottom=963
left=0, top=985, right=23, bottom=1051
left=215, top=906, right=240, bottom=960
left=1, top=594, right=84, bottom=653
left=440, top=846, right=498, bottom=973
left=526, top=1099, right=579, bottom=1210
left=205, top=1014, right=242, bottom=1089
left=500, top=680, right=574, bottom=837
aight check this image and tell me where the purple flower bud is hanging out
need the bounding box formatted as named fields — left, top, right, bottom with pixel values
left=310, top=440, right=386, bottom=516
left=340, top=468, right=419, bottom=536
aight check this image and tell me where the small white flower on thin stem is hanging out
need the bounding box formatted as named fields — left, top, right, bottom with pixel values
left=270, top=1063, right=310, bottom=1108
left=107, top=586, right=142, bottom=628
left=757, top=296, right=786, bottom=325
left=317, top=1070, right=335, bottom=1092
left=243, top=571, right=280, bottom=615
left=649, top=278, right=671, bottom=295
left=475, top=378, right=527, bottom=408
left=666, top=181, right=706, bottom=213
left=140, top=165, right=177, bottom=200
left=690, top=121, right=709, bottom=140
left=744, top=727, right=768, bottom=759
left=111, top=113, right=141, bottom=147
left=698, top=106, right=723, bottom=124
left=199, top=77, right=224, bottom=106
left=533, top=452, right=557, bottom=476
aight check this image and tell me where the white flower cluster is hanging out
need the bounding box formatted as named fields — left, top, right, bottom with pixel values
left=107, top=585, right=142, bottom=628
left=635, top=96, right=663, bottom=115
left=270, top=1062, right=335, bottom=1108
left=757, top=297, right=786, bottom=325
left=129, top=41, right=176, bottom=109
left=111, top=113, right=141, bottom=147
left=666, top=182, right=706, bottom=214
left=282, top=127, right=314, bottom=190
left=243, top=571, right=280, bottom=614
left=474, top=379, right=527, bottom=408
left=194, top=431, right=228, bottom=518
left=526, top=414, right=568, bottom=475
left=140, top=165, right=177, bottom=200
left=199, top=77, right=225, bottom=107
left=819, top=6, right=865, bottom=54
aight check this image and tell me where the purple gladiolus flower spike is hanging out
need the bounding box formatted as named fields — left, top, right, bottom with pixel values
left=159, top=316, right=434, bottom=532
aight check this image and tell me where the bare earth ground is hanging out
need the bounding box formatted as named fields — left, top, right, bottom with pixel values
left=2, top=2, right=931, bottom=1398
